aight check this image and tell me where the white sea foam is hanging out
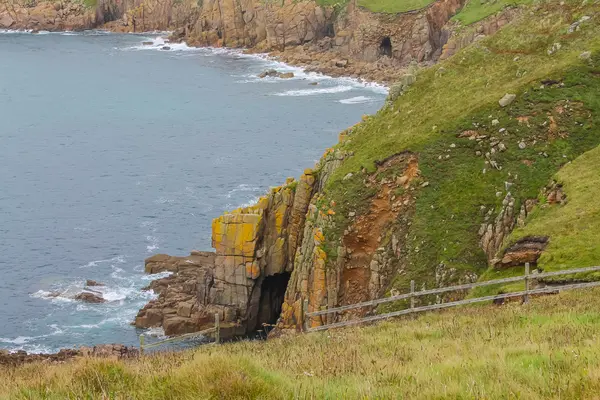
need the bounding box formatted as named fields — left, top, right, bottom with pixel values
left=225, top=184, right=263, bottom=199
left=80, top=255, right=126, bottom=268
left=0, top=336, right=34, bottom=345
left=339, top=96, right=376, bottom=104
left=140, top=271, right=173, bottom=281
left=0, top=29, right=33, bottom=34
left=274, top=85, right=354, bottom=97
left=146, top=235, right=159, bottom=252
left=31, top=289, right=75, bottom=303
left=144, top=327, right=166, bottom=338
left=238, top=196, right=260, bottom=208
left=7, top=343, right=55, bottom=354
left=123, top=36, right=199, bottom=52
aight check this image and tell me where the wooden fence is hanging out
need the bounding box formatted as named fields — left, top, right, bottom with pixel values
left=139, top=313, right=221, bottom=354
left=303, top=264, right=600, bottom=333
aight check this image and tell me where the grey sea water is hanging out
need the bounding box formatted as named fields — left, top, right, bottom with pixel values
left=0, top=31, right=386, bottom=353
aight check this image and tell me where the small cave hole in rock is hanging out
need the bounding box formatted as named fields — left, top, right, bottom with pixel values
left=325, top=22, right=335, bottom=38
left=380, top=36, right=392, bottom=57
left=255, top=272, right=291, bottom=333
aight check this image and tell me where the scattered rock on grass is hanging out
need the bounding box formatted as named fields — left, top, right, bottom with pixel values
left=499, top=94, right=516, bottom=107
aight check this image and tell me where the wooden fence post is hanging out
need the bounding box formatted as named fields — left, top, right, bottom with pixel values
left=524, top=263, right=530, bottom=304
left=303, top=299, right=309, bottom=332
left=410, top=280, right=415, bottom=311
left=139, top=334, right=145, bottom=356
left=214, top=313, right=220, bottom=344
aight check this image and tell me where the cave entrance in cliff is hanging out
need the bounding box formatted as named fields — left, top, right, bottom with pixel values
left=256, top=272, right=291, bottom=332
left=380, top=36, right=392, bottom=57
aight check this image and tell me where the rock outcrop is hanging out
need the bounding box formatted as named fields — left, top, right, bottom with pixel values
left=74, top=291, right=106, bottom=303
left=0, top=344, right=138, bottom=366
left=0, top=0, right=97, bottom=31
left=135, top=172, right=316, bottom=337
left=494, top=236, right=549, bottom=269
left=439, top=8, right=519, bottom=61
left=135, top=145, right=424, bottom=335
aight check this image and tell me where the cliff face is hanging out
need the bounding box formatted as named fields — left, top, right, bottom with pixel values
left=136, top=172, right=316, bottom=337
left=0, top=0, right=97, bottom=31
left=180, top=0, right=467, bottom=75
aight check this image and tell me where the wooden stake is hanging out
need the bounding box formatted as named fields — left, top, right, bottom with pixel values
left=214, top=313, right=220, bottom=344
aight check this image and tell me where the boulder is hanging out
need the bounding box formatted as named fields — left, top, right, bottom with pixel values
left=163, top=316, right=198, bottom=335
left=85, top=280, right=104, bottom=287
left=74, top=292, right=106, bottom=303
left=494, top=237, right=549, bottom=269
left=499, top=93, right=516, bottom=107
left=258, top=69, right=279, bottom=78
left=279, top=72, right=295, bottom=79
left=0, top=14, right=15, bottom=28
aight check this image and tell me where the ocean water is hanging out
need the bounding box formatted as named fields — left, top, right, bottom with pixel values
left=0, top=31, right=386, bottom=353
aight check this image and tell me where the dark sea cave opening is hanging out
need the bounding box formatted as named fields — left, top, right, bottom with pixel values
left=254, top=272, right=291, bottom=334
left=380, top=36, right=392, bottom=57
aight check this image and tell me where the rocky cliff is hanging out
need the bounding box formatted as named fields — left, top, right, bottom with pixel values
left=0, top=0, right=97, bottom=31
left=2, top=0, right=469, bottom=83
left=134, top=1, right=600, bottom=338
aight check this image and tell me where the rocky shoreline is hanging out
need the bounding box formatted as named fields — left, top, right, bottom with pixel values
left=0, top=0, right=528, bottom=353
left=0, top=344, right=139, bottom=367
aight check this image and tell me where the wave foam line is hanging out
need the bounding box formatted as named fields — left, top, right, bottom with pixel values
left=274, top=85, right=354, bottom=97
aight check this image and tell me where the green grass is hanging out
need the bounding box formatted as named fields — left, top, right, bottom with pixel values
left=357, top=0, right=436, bottom=13
left=316, top=0, right=600, bottom=297
left=508, top=145, right=600, bottom=274
left=452, top=0, right=534, bottom=25
left=4, top=288, right=600, bottom=398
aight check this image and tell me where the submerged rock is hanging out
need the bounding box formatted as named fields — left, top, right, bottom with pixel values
left=85, top=280, right=104, bottom=287
left=258, top=70, right=294, bottom=79
left=74, top=291, right=106, bottom=303
left=279, top=72, right=295, bottom=79
left=258, top=69, right=279, bottom=78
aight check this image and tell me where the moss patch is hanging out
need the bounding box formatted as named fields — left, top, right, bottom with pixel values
left=357, top=0, right=436, bottom=14
left=452, top=0, right=534, bottom=25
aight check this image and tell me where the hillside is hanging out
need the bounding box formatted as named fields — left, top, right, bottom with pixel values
left=4, top=287, right=600, bottom=398
left=123, top=0, right=600, bottom=343
left=2, top=0, right=600, bottom=396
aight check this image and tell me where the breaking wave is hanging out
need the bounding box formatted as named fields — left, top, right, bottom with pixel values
left=274, top=85, right=354, bottom=96
left=339, top=96, right=376, bottom=104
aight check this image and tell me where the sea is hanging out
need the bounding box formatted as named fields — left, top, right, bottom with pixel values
left=0, top=30, right=386, bottom=353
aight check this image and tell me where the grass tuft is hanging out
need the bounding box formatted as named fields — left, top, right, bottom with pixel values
left=4, top=289, right=600, bottom=398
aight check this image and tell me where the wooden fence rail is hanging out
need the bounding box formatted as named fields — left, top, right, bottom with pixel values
left=304, top=264, right=600, bottom=332
left=139, top=313, right=220, bottom=354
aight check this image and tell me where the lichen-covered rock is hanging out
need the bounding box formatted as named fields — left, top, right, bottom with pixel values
left=135, top=175, right=315, bottom=338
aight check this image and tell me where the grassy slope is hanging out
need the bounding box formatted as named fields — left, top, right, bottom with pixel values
left=4, top=288, right=600, bottom=398
left=472, top=143, right=600, bottom=296
left=452, top=0, right=534, bottom=25
left=357, top=0, right=436, bottom=13
left=513, top=145, right=600, bottom=272
left=321, top=0, right=600, bottom=297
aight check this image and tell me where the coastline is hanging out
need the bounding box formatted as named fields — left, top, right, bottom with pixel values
left=0, top=28, right=387, bottom=360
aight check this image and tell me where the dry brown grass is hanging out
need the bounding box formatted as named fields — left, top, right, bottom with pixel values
left=3, top=288, right=600, bottom=398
